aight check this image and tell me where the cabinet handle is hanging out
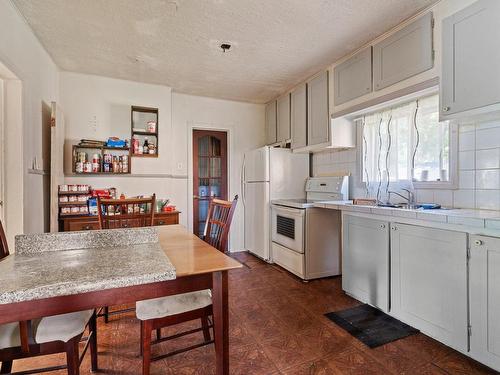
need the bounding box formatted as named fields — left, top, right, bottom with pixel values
left=443, top=106, right=450, bottom=112
left=474, top=239, right=483, bottom=246
left=391, top=226, right=397, bottom=231
left=158, top=220, right=165, bottom=225
left=380, top=224, right=386, bottom=229
left=82, top=225, right=92, bottom=230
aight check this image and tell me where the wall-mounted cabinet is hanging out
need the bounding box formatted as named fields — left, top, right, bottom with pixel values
left=441, top=0, right=500, bottom=119
left=307, top=71, right=330, bottom=147
left=265, top=100, right=277, bottom=145
left=276, top=94, right=291, bottom=143
left=334, top=47, right=372, bottom=105
left=373, top=12, right=433, bottom=91
left=290, top=84, right=307, bottom=149
left=391, top=223, right=468, bottom=352
left=342, top=215, right=390, bottom=312
left=470, top=235, right=500, bottom=371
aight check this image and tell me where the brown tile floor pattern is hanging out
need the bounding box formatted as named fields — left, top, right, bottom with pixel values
left=10, top=252, right=498, bottom=374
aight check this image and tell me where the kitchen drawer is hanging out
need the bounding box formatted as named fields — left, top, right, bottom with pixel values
left=272, top=242, right=304, bottom=278
left=68, top=220, right=100, bottom=231
left=154, top=215, right=178, bottom=226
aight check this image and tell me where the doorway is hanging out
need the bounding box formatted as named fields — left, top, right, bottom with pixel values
left=192, top=130, right=228, bottom=238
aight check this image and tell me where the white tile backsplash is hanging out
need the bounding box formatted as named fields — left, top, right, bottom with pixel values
left=313, top=118, right=500, bottom=211
left=459, top=170, right=475, bottom=189
left=476, top=148, right=500, bottom=169
left=476, top=169, right=500, bottom=189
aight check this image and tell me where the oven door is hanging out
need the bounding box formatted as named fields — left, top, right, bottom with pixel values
left=271, top=205, right=305, bottom=253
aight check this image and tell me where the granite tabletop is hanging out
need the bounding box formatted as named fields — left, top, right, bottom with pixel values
left=0, top=228, right=176, bottom=305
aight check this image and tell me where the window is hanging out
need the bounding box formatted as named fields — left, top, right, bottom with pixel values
left=361, top=94, right=455, bottom=200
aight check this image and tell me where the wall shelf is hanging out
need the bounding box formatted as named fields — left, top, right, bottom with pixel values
left=131, top=106, right=159, bottom=157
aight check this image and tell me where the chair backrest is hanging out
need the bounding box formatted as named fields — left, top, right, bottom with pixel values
left=0, top=219, right=9, bottom=260
left=203, top=195, right=238, bottom=252
left=97, top=194, right=156, bottom=229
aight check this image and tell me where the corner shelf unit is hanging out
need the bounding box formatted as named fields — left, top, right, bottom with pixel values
left=131, top=106, right=159, bottom=157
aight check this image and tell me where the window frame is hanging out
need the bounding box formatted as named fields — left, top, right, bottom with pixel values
left=352, top=88, right=458, bottom=190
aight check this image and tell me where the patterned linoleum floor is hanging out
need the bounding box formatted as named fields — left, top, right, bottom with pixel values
left=11, top=251, right=498, bottom=374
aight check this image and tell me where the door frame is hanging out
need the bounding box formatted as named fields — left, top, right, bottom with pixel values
left=187, top=122, right=232, bottom=238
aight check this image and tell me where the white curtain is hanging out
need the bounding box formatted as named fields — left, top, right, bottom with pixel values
left=361, top=94, right=443, bottom=203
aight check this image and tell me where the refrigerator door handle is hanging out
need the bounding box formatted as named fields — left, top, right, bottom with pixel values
left=241, top=155, right=246, bottom=207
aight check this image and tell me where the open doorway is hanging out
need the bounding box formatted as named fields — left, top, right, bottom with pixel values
left=192, top=130, right=228, bottom=238
left=0, top=61, right=23, bottom=247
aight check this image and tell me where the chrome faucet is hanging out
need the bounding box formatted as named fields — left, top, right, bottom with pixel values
left=388, top=188, right=418, bottom=208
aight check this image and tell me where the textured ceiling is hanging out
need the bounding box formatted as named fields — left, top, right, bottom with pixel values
left=13, top=0, right=437, bottom=103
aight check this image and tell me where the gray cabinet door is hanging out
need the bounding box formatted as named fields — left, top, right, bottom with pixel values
left=470, top=235, right=500, bottom=372
left=291, top=84, right=307, bottom=149
left=342, top=215, right=390, bottom=312
left=307, top=71, right=330, bottom=146
left=373, top=12, right=433, bottom=91
left=441, top=0, right=500, bottom=116
left=333, top=47, right=372, bottom=105
left=391, top=224, right=468, bottom=352
left=265, top=100, right=277, bottom=145
left=276, top=94, right=291, bottom=143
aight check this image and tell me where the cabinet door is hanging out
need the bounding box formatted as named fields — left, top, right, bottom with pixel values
left=391, top=224, right=468, bottom=352
left=291, top=84, right=307, bottom=149
left=307, top=71, right=330, bottom=146
left=470, top=235, right=500, bottom=372
left=333, top=47, right=372, bottom=105
left=276, top=94, right=291, bottom=143
left=265, top=100, right=277, bottom=145
left=342, top=215, right=390, bottom=312
left=373, top=12, right=433, bottom=91
left=441, top=0, right=500, bottom=116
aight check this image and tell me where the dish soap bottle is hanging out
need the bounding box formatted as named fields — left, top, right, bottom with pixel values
left=143, top=137, right=149, bottom=154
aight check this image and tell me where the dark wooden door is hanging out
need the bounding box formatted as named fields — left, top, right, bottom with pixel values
left=193, top=130, right=228, bottom=237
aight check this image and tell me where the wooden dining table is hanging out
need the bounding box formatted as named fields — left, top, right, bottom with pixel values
left=0, top=225, right=242, bottom=375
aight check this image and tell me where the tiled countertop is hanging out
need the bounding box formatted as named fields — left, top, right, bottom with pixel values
left=0, top=227, right=176, bottom=304
left=313, top=200, right=500, bottom=230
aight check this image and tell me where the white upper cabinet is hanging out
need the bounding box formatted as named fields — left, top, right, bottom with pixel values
left=373, top=12, right=433, bottom=91
left=441, top=0, right=500, bottom=118
left=333, top=47, right=372, bottom=105
left=290, top=84, right=307, bottom=149
left=307, top=71, right=330, bottom=147
left=470, top=235, right=500, bottom=372
left=265, top=100, right=277, bottom=145
left=276, top=93, right=291, bottom=143
left=391, top=224, right=468, bottom=352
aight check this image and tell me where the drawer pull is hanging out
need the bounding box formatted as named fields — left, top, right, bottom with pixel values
left=474, top=239, right=483, bottom=246
left=158, top=220, right=165, bottom=225
left=380, top=224, right=386, bottom=229
left=443, top=106, right=450, bottom=112
left=82, top=225, right=92, bottom=230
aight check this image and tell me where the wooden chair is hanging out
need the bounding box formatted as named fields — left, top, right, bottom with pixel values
left=0, top=220, right=97, bottom=375
left=97, top=194, right=156, bottom=323
left=136, top=195, right=238, bottom=375
left=97, top=194, right=156, bottom=229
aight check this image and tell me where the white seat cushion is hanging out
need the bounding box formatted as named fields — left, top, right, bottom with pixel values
left=0, top=322, right=21, bottom=349
left=0, top=310, right=94, bottom=349
left=35, top=310, right=94, bottom=344
left=136, top=290, right=212, bottom=321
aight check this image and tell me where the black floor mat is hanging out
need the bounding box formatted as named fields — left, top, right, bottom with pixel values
left=325, top=304, right=419, bottom=348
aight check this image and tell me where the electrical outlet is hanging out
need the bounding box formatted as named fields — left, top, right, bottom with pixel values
left=90, top=115, right=98, bottom=133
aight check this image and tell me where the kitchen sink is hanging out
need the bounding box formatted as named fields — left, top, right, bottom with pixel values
left=377, top=203, right=422, bottom=210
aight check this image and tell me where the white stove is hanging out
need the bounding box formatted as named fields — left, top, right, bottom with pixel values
left=272, top=176, right=349, bottom=208
left=270, top=176, right=349, bottom=280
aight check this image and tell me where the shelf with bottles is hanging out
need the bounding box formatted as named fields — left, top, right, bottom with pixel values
left=58, top=184, right=93, bottom=217
left=131, top=106, right=159, bottom=157
left=72, top=145, right=131, bottom=174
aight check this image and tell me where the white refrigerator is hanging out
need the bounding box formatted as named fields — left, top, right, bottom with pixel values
left=242, top=146, right=309, bottom=262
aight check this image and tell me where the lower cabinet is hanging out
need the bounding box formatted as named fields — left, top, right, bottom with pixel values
left=470, top=235, right=500, bottom=371
left=342, top=215, right=390, bottom=312
left=391, top=223, right=468, bottom=352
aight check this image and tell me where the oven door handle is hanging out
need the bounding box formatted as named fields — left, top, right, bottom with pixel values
left=272, top=205, right=306, bottom=217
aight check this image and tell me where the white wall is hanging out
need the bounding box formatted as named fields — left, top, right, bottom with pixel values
left=60, top=73, right=265, bottom=251
left=0, top=0, right=59, bottom=243
left=172, top=93, right=265, bottom=251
